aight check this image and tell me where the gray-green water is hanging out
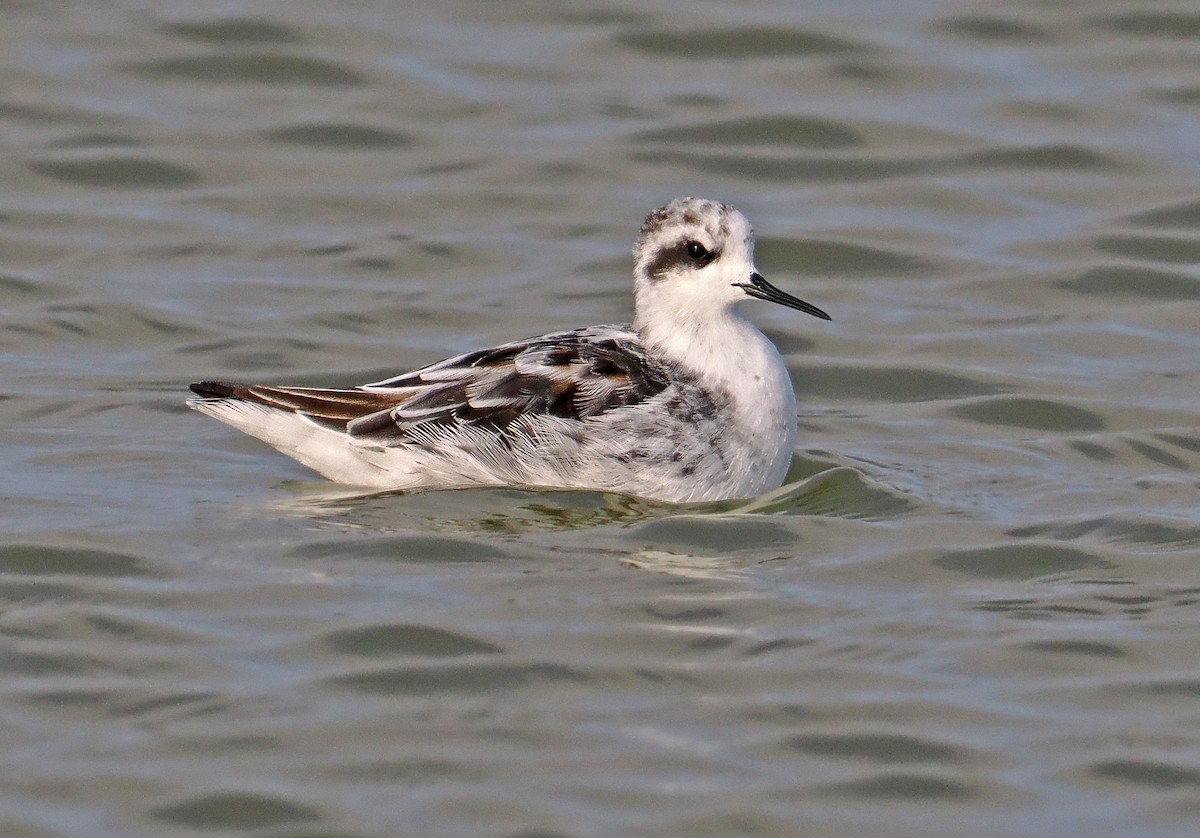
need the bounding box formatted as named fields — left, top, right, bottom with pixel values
left=3, top=2, right=1199, bottom=836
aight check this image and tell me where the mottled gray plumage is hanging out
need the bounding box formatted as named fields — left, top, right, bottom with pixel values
left=188, top=198, right=830, bottom=502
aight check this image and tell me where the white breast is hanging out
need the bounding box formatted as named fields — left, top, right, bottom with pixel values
left=642, top=310, right=799, bottom=497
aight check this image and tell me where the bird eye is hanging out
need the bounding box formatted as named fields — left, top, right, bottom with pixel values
left=685, top=241, right=709, bottom=261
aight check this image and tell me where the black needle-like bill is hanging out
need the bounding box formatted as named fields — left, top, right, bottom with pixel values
left=734, top=272, right=831, bottom=321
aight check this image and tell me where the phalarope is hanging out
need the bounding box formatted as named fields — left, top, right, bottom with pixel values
left=189, top=197, right=830, bottom=503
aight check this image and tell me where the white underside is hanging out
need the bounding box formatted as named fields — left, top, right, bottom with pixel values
left=190, top=398, right=513, bottom=490
left=188, top=377, right=797, bottom=504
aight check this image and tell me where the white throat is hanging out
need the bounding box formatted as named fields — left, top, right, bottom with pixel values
left=640, top=303, right=796, bottom=421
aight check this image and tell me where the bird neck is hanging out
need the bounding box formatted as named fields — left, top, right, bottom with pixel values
left=637, top=304, right=788, bottom=401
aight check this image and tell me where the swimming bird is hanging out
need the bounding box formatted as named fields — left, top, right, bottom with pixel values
left=188, top=197, right=830, bottom=503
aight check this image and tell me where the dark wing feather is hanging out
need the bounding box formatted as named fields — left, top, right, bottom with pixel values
left=189, top=381, right=404, bottom=431
left=190, top=326, right=671, bottom=442
left=354, top=327, right=671, bottom=441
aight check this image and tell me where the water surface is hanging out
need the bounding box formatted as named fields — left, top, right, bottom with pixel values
left=2, top=1, right=1199, bottom=836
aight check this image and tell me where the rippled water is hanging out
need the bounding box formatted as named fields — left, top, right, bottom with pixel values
left=2, top=2, right=1199, bottom=836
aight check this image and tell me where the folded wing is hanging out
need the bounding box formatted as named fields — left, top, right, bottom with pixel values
left=189, top=326, right=671, bottom=444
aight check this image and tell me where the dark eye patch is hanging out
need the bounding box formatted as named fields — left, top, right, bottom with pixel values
left=645, top=238, right=719, bottom=280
